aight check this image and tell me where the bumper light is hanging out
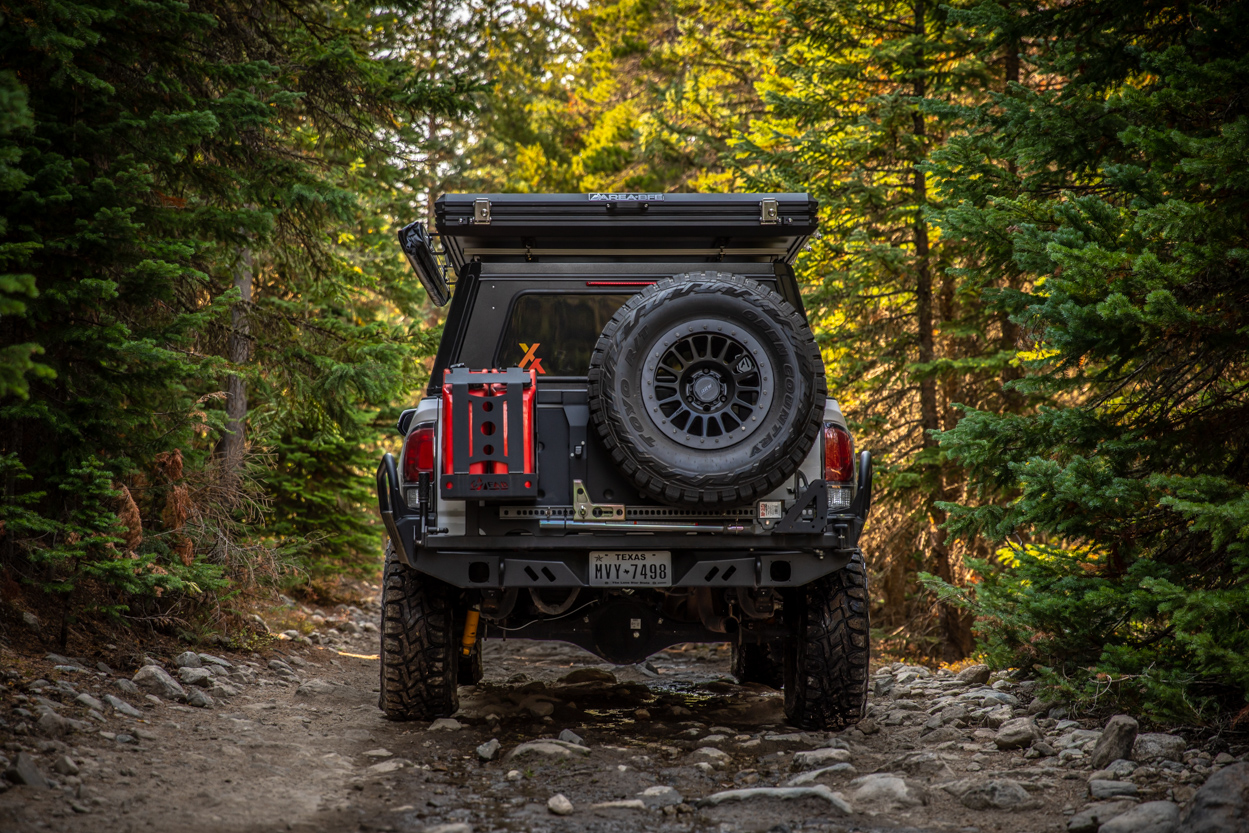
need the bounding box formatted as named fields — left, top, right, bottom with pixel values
left=827, top=485, right=852, bottom=510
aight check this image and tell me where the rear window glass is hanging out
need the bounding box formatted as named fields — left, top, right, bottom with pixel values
left=496, top=293, right=632, bottom=376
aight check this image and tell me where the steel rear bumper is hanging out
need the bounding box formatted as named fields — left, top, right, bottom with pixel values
left=376, top=451, right=874, bottom=589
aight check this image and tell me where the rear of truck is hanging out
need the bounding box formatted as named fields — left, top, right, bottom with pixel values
left=375, top=193, right=873, bottom=730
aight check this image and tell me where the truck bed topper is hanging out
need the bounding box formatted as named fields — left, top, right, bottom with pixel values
left=434, top=192, right=818, bottom=270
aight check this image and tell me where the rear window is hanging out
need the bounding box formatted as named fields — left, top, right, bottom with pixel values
left=496, top=293, right=632, bottom=376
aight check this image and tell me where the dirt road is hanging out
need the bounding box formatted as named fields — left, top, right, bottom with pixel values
left=1, top=595, right=1244, bottom=833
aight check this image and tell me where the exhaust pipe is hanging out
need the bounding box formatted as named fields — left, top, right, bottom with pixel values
left=702, top=614, right=740, bottom=635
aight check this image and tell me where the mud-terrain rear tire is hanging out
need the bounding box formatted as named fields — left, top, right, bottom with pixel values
left=732, top=641, right=785, bottom=689
left=588, top=272, right=826, bottom=508
left=782, top=550, right=870, bottom=730
left=379, top=543, right=460, bottom=720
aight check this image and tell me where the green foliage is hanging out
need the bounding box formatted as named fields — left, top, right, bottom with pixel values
left=928, top=0, right=1249, bottom=719
left=0, top=0, right=467, bottom=628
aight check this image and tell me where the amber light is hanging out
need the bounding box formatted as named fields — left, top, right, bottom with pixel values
left=402, top=424, right=435, bottom=481
left=823, top=423, right=854, bottom=483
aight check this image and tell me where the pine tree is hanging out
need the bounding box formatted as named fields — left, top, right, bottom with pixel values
left=931, top=0, right=1249, bottom=719
left=737, top=0, right=1000, bottom=660
left=0, top=0, right=470, bottom=629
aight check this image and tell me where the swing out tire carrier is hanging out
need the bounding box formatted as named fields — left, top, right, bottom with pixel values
left=375, top=193, right=875, bottom=731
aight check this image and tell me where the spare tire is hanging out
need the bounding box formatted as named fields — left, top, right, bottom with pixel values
left=588, top=272, right=826, bottom=507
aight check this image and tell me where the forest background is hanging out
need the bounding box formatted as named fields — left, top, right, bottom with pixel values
left=1, top=0, right=1246, bottom=727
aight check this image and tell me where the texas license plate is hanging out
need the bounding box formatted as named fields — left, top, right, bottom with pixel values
left=589, top=551, right=672, bottom=586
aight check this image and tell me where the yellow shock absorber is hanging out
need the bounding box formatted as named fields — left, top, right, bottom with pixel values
left=461, top=608, right=480, bottom=657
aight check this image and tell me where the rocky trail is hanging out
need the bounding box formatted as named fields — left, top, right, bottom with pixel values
left=0, top=594, right=1246, bottom=833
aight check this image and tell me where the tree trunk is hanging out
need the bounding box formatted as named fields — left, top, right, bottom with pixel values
left=912, top=0, right=973, bottom=662
left=217, top=247, right=253, bottom=478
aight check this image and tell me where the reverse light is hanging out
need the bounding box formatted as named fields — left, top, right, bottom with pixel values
left=402, top=423, right=436, bottom=482
left=823, top=423, right=854, bottom=483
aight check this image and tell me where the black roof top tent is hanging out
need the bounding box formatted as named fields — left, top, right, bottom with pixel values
left=398, top=192, right=819, bottom=306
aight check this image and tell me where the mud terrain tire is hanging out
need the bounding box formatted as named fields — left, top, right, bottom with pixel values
left=782, top=550, right=870, bottom=730
left=379, top=543, right=459, bottom=720
left=588, top=272, right=826, bottom=507
left=732, top=641, right=785, bottom=689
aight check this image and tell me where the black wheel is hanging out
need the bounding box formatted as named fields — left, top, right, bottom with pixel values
left=379, top=543, right=460, bottom=720
left=732, top=640, right=785, bottom=689
left=588, top=272, right=825, bottom=507
left=783, top=550, right=871, bottom=730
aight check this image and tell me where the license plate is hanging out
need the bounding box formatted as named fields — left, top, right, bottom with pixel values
left=589, top=551, right=672, bottom=586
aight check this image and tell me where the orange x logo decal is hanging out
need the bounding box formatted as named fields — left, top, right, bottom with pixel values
left=518, top=343, right=545, bottom=374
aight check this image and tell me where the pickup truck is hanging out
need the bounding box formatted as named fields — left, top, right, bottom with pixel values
left=376, top=193, right=873, bottom=730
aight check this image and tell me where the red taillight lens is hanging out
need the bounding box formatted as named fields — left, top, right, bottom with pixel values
left=823, top=423, right=854, bottom=483
left=402, top=424, right=435, bottom=481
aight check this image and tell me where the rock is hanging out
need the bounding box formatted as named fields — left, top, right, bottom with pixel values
left=429, top=718, right=462, bottom=731
left=548, top=793, right=574, bottom=815
left=115, top=733, right=135, bottom=744
left=178, top=667, right=213, bottom=687
left=957, top=664, right=992, bottom=685
left=1098, top=800, right=1180, bottom=833
left=1180, top=761, right=1249, bottom=833
left=526, top=700, right=555, bottom=718
left=696, top=785, right=852, bottom=814
left=558, top=668, right=616, bottom=685
left=363, top=748, right=392, bottom=758
left=792, top=747, right=852, bottom=769
left=984, top=705, right=1015, bottom=729
left=21, top=611, right=40, bottom=630
left=174, top=651, right=202, bottom=668
left=637, top=785, right=682, bottom=808
left=114, top=679, right=141, bottom=696
left=847, top=773, right=924, bottom=810
left=1133, top=733, right=1186, bottom=763
left=6, top=752, right=49, bottom=788
left=294, top=679, right=346, bottom=697
left=953, top=779, right=1032, bottom=810
left=197, top=653, right=233, bottom=668
left=507, top=740, right=590, bottom=760
left=1089, top=759, right=1137, bottom=781
left=185, top=689, right=213, bottom=708
left=787, top=763, right=857, bottom=785
left=132, top=666, right=186, bottom=701
left=558, top=729, right=584, bottom=746
left=1090, top=715, right=1139, bottom=769
left=367, top=759, right=406, bottom=774
left=884, top=751, right=954, bottom=777
left=1066, top=799, right=1139, bottom=833
left=1029, top=740, right=1057, bottom=758
left=691, top=747, right=730, bottom=769
left=590, top=799, right=646, bottom=810
left=74, top=693, right=104, bottom=712
left=1089, top=779, right=1138, bottom=799
left=36, top=711, right=72, bottom=738
left=857, top=718, right=880, bottom=735
left=995, top=717, right=1042, bottom=750
left=53, top=755, right=79, bottom=776
left=424, top=825, right=471, bottom=833
left=476, top=739, right=500, bottom=762
left=506, top=769, right=522, bottom=781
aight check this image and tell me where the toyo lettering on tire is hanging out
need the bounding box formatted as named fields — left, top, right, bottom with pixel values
left=588, top=272, right=826, bottom=507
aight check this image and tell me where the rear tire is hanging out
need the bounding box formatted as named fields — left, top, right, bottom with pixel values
left=783, top=550, right=871, bottom=730
left=379, top=543, right=460, bottom=720
left=732, top=641, right=785, bottom=689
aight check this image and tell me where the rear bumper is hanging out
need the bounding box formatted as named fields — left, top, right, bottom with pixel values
left=376, top=450, right=874, bottom=589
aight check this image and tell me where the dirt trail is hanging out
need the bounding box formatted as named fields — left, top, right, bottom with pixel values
left=1, top=596, right=1245, bottom=833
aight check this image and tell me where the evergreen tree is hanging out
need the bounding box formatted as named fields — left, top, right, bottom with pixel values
left=737, top=0, right=999, bottom=659
left=0, top=0, right=469, bottom=631
left=931, top=0, right=1249, bottom=719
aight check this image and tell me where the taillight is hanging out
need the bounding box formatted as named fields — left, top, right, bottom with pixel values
left=823, top=423, right=854, bottom=483
left=402, top=424, right=435, bottom=482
